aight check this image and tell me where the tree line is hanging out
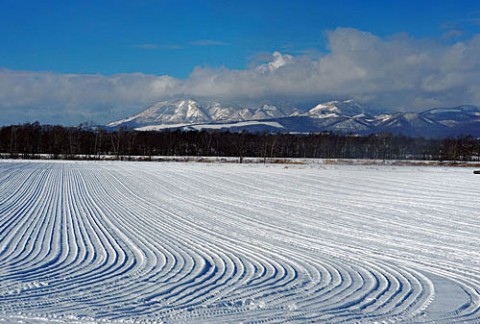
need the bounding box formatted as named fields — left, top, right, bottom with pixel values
left=1, top=122, right=479, bottom=162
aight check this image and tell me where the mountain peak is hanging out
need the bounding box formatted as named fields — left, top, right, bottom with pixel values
left=107, top=99, right=296, bottom=128
left=302, top=100, right=363, bottom=118
left=106, top=100, right=480, bottom=138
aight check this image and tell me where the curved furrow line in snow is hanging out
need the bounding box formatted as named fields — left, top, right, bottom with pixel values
left=3, top=168, right=94, bottom=284
left=142, top=166, right=450, bottom=322
left=85, top=171, right=195, bottom=272
left=190, top=167, right=474, bottom=249
left=1, top=165, right=148, bottom=319
left=0, top=167, right=59, bottom=275
left=12, top=166, right=184, bottom=316
left=8, top=168, right=78, bottom=281
left=125, top=165, right=478, bottom=322
left=0, top=165, right=34, bottom=211
left=94, top=167, right=330, bottom=318
left=228, top=168, right=476, bottom=320
left=122, top=167, right=426, bottom=322
left=156, top=169, right=420, bottom=249
left=240, top=236, right=433, bottom=322
left=158, top=165, right=476, bottom=322
left=0, top=167, right=68, bottom=314
left=413, top=267, right=480, bottom=323
left=0, top=162, right=479, bottom=323
left=328, top=264, right=424, bottom=321
left=125, top=171, right=362, bottom=318
left=62, top=167, right=234, bottom=319
left=27, top=169, right=132, bottom=309
left=0, top=166, right=52, bottom=245
left=90, top=170, right=276, bottom=316
left=42, top=169, right=165, bottom=317
left=0, top=171, right=97, bottom=313
left=297, top=244, right=435, bottom=320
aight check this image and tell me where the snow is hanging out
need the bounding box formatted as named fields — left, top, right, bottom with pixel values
left=0, top=160, right=479, bottom=323
left=135, top=123, right=190, bottom=131
left=108, top=99, right=290, bottom=129
left=190, top=120, right=284, bottom=130
left=302, top=100, right=365, bottom=119
left=134, top=120, right=284, bottom=131
left=306, top=103, right=341, bottom=118
left=106, top=116, right=136, bottom=127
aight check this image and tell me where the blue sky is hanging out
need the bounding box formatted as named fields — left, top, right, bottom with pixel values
left=1, top=0, right=479, bottom=77
left=1, top=0, right=480, bottom=124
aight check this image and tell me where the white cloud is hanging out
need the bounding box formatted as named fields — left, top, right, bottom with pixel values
left=135, top=43, right=184, bottom=50
left=135, top=40, right=229, bottom=50
left=256, top=51, right=293, bottom=72
left=189, top=40, right=230, bottom=46
left=0, top=69, right=182, bottom=125
left=180, top=29, right=480, bottom=110
left=1, top=28, right=480, bottom=125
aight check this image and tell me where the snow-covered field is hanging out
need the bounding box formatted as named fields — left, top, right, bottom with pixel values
left=0, top=160, right=479, bottom=323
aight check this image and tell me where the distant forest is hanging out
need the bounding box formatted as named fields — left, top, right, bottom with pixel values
left=1, top=122, right=479, bottom=162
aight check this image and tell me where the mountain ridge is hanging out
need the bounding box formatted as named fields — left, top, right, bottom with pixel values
left=107, top=99, right=480, bottom=138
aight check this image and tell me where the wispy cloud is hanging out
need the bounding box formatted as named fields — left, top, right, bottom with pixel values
left=136, top=43, right=161, bottom=49
left=2, top=28, right=480, bottom=125
left=442, top=29, right=464, bottom=40
left=189, top=40, right=230, bottom=47
left=135, top=43, right=183, bottom=50
left=135, top=40, right=230, bottom=50
left=440, top=14, right=480, bottom=34
left=467, top=17, right=480, bottom=26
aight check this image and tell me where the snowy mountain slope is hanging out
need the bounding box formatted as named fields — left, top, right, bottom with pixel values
left=375, top=112, right=447, bottom=137
left=107, top=99, right=292, bottom=129
left=136, top=120, right=285, bottom=132
left=300, top=100, right=366, bottom=118
left=252, top=104, right=289, bottom=119
left=107, top=99, right=480, bottom=138
left=108, top=99, right=213, bottom=128
left=376, top=106, right=480, bottom=137
left=421, top=105, right=480, bottom=126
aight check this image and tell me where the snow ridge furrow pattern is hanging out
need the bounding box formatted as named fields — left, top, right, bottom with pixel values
left=0, top=161, right=479, bottom=323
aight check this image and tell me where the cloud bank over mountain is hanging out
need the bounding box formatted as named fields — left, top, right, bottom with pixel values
left=1, top=28, right=479, bottom=125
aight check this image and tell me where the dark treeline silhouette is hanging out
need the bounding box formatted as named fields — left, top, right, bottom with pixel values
left=1, top=122, right=479, bottom=162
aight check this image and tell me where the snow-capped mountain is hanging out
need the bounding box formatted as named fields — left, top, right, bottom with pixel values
left=107, top=99, right=291, bottom=129
left=300, top=100, right=366, bottom=118
left=107, top=99, right=480, bottom=138
left=374, top=106, right=480, bottom=137
left=108, top=99, right=213, bottom=128
left=421, top=105, right=480, bottom=126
